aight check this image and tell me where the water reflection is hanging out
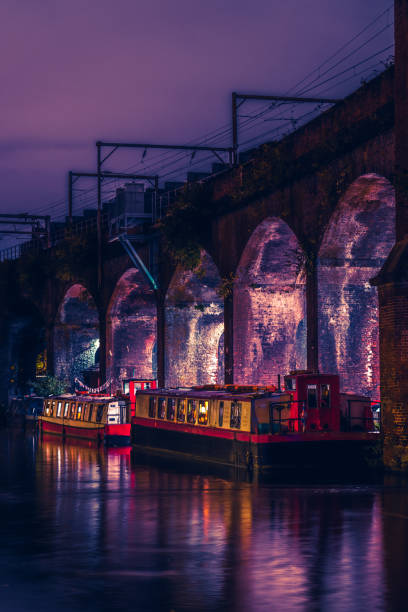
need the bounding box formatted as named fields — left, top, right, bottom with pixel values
left=0, top=428, right=407, bottom=610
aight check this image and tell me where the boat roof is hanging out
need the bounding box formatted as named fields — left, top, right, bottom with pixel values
left=46, top=394, right=124, bottom=403
left=137, top=388, right=290, bottom=401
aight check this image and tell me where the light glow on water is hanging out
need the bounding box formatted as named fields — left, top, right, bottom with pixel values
left=1, top=431, right=404, bottom=612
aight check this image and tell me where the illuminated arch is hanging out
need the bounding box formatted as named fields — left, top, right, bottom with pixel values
left=54, top=284, right=99, bottom=388
left=318, top=173, right=395, bottom=397
left=106, top=268, right=157, bottom=388
left=165, top=251, right=224, bottom=387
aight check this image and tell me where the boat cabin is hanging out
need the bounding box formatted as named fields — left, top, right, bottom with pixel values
left=134, top=387, right=293, bottom=434
left=123, top=379, right=157, bottom=417
left=40, top=394, right=130, bottom=444
left=283, top=372, right=376, bottom=432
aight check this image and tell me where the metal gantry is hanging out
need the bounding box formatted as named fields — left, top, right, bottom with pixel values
left=231, top=92, right=341, bottom=164
left=94, top=140, right=234, bottom=287
left=68, top=170, right=159, bottom=223
left=0, top=213, right=51, bottom=245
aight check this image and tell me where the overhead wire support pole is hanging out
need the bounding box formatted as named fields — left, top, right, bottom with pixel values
left=68, top=169, right=159, bottom=223
left=0, top=213, right=50, bottom=220
left=70, top=171, right=158, bottom=182
left=232, top=92, right=238, bottom=165
left=231, top=91, right=342, bottom=166
left=97, top=143, right=102, bottom=289
left=68, top=171, right=73, bottom=224
left=95, top=141, right=234, bottom=167
left=0, top=220, right=45, bottom=225
left=0, top=230, right=45, bottom=235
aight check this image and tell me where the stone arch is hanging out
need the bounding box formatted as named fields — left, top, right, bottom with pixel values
left=106, top=267, right=157, bottom=389
left=234, top=217, right=307, bottom=385
left=165, top=251, right=224, bottom=387
left=54, top=284, right=100, bottom=388
left=318, top=173, right=395, bottom=398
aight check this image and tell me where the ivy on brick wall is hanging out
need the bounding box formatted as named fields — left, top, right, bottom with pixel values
left=158, top=182, right=216, bottom=271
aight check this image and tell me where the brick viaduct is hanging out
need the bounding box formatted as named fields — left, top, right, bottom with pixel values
left=2, top=1, right=408, bottom=471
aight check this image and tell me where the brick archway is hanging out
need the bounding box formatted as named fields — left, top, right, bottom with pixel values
left=54, top=284, right=100, bottom=388
left=318, top=173, right=395, bottom=397
left=165, top=250, right=224, bottom=387
left=234, top=216, right=307, bottom=385
left=106, top=267, right=157, bottom=388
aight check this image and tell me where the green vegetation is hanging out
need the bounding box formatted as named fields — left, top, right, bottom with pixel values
left=29, top=375, right=68, bottom=397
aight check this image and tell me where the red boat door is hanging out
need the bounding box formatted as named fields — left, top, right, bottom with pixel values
left=304, top=378, right=340, bottom=431
left=292, top=374, right=340, bottom=432
left=305, top=383, right=320, bottom=431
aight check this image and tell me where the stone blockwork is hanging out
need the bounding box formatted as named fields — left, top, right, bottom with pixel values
left=318, top=174, right=395, bottom=398
left=373, top=232, right=408, bottom=472
left=377, top=281, right=408, bottom=471
left=54, top=284, right=100, bottom=388
left=165, top=251, right=224, bottom=387
left=106, top=267, right=157, bottom=389
left=234, top=217, right=306, bottom=385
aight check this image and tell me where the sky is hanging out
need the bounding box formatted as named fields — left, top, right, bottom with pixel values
left=0, top=0, right=393, bottom=237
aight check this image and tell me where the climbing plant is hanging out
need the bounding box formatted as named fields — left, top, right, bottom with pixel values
left=159, top=182, right=215, bottom=271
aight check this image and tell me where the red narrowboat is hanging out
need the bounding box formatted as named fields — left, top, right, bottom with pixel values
left=39, top=394, right=131, bottom=445
left=122, top=378, right=157, bottom=417
left=131, top=372, right=380, bottom=472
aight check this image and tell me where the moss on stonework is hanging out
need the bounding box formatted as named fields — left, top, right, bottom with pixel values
left=384, top=443, right=408, bottom=472
left=158, top=183, right=215, bottom=271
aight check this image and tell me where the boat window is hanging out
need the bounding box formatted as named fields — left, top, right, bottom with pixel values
left=70, top=403, right=76, bottom=419
left=230, top=402, right=242, bottom=429
left=176, top=399, right=185, bottom=422
left=219, top=401, right=224, bottom=427
left=96, top=405, right=104, bottom=423
left=107, top=402, right=121, bottom=424
left=158, top=398, right=166, bottom=419
left=321, top=384, right=330, bottom=410
left=51, top=401, right=56, bottom=416
left=148, top=396, right=156, bottom=418
left=77, top=404, right=82, bottom=420
left=307, top=385, right=318, bottom=409
left=187, top=399, right=196, bottom=424
left=198, top=400, right=209, bottom=425
left=63, top=402, right=69, bottom=417
left=56, top=401, right=62, bottom=417
left=285, top=377, right=296, bottom=391
left=123, top=381, right=130, bottom=394
left=45, top=401, right=51, bottom=416
left=144, top=382, right=151, bottom=389
left=167, top=398, right=175, bottom=420
left=88, top=404, right=94, bottom=421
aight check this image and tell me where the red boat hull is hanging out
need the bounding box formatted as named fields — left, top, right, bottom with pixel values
left=40, top=419, right=131, bottom=445
left=131, top=416, right=381, bottom=472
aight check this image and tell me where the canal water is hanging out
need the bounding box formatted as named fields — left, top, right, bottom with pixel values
left=0, top=428, right=407, bottom=612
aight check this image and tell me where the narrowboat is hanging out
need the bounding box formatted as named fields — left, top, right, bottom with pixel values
left=6, top=395, right=44, bottom=426
left=131, top=372, right=381, bottom=473
left=39, top=394, right=130, bottom=445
